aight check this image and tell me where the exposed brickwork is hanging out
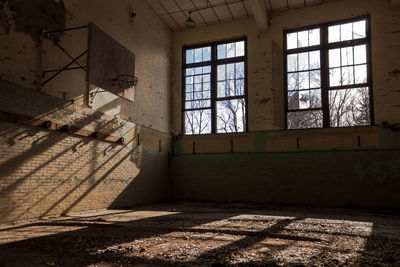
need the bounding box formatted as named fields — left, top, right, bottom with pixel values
left=0, top=82, right=171, bottom=223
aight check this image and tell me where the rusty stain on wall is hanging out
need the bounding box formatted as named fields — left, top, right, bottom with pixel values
left=0, top=0, right=66, bottom=42
left=388, top=69, right=400, bottom=78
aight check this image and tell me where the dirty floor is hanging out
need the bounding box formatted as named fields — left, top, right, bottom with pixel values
left=0, top=202, right=399, bottom=266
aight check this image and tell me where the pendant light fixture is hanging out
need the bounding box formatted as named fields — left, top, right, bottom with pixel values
left=185, top=11, right=195, bottom=28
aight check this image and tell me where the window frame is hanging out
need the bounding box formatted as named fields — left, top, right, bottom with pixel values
left=182, top=37, right=248, bottom=135
left=283, top=15, right=374, bottom=129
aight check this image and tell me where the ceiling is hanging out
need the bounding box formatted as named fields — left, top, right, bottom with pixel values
left=146, top=0, right=329, bottom=31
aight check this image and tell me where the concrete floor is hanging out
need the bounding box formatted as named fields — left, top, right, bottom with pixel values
left=0, top=202, right=399, bottom=266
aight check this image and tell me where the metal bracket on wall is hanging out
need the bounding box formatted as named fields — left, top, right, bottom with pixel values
left=41, top=25, right=89, bottom=87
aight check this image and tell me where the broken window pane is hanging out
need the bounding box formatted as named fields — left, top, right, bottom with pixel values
left=341, top=22, right=353, bottom=41
left=287, top=110, right=323, bottom=129
left=185, top=109, right=212, bottom=135
left=353, top=20, right=366, bottom=39
left=217, top=99, right=246, bottom=133
left=329, top=87, right=370, bottom=127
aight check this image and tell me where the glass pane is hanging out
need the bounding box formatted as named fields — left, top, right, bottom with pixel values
left=195, top=67, right=202, bottom=74
left=236, top=41, right=245, bottom=56
left=202, top=74, right=210, bottom=82
left=299, top=71, right=309, bottom=89
left=226, top=63, right=235, bottom=79
left=218, top=81, right=226, bottom=97
left=287, top=32, right=297, bottom=49
left=203, top=66, right=211, bottom=73
left=310, top=89, right=322, bottom=108
left=185, top=100, right=210, bottom=109
left=354, top=45, right=366, bottom=64
left=310, top=70, right=321, bottom=88
left=342, top=66, right=354, bottom=85
left=299, top=91, right=310, bottom=109
left=309, top=51, right=320, bottom=69
left=186, top=76, right=193, bottom=85
left=194, top=48, right=202, bottom=62
left=186, top=84, right=193, bottom=92
left=186, top=49, right=194, bottom=64
left=235, top=79, right=245, bottom=95
left=287, top=110, right=323, bottom=129
left=328, top=25, right=340, bottom=43
left=236, top=62, right=245, bottom=78
left=194, top=75, right=201, bottom=84
left=227, top=80, right=235, bottom=96
left=341, top=47, right=353, bottom=66
left=329, top=48, right=341, bottom=68
left=329, top=67, right=341, bottom=86
left=217, top=65, right=225, bottom=81
left=329, top=87, right=370, bottom=127
left=186, top=68, right=194, bottom=76
left=355, top=64, right=367, bottom=84
left=341, top=22, right=353, bottom=41
left=353, top=20, right=366, bottom=39
left=298, top=52, right=309, bottom=71
left=288, top=73, right=299, bottom=91
left=287, top=54, right=298, bottom=72
left=185, top=109, right=212, bottom=135
left=227, top=43, right=235, bottom=58
left=203, top=47, right=211, bottom=61
left=288, top=91, right=299, bottom=110
left=217, top=44, right=226, bottom=59
left=298, top=30, right=309, bottom=48
left=217, top=99, right=246, bottom=133
left=309, top=28, right=320, bottom=46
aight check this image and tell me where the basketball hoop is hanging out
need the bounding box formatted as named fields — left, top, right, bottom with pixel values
left=112, top=75, right=138, bottom=90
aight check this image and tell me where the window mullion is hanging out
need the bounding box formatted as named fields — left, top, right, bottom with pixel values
left=320, top=25, right=330, bottom=128
left=211, top=44, right=217, bottom=134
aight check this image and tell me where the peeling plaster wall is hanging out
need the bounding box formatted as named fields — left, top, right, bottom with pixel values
left=0, top=0, right=171, bottom=134
left=170, top=0, right=400, bottom=208
left=171, top=0, right=400, bottom=133
left=0, top=0, right=172, bottom=223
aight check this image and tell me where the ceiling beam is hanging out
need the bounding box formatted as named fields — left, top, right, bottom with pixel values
left=391, top=0, right=400, bottom=7
left=248, top=0, right=269, bottom=32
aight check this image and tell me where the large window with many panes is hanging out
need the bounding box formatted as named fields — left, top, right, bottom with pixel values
left=284, top=16, right=373, bottom=129
left=183, top=38, right=247, bottom=135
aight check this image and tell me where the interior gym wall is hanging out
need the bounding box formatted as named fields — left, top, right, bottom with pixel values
left=170, top=0, right=400, bottom=208
left=0, top=0, right=172, bottom=223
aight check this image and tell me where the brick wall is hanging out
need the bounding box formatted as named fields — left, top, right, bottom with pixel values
left=0, top=81, right=171, bottom=223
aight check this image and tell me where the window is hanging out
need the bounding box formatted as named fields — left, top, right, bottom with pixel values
left=284, top=16, right=373, bottom=129
left=183, top=38, right=247, bottom=135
